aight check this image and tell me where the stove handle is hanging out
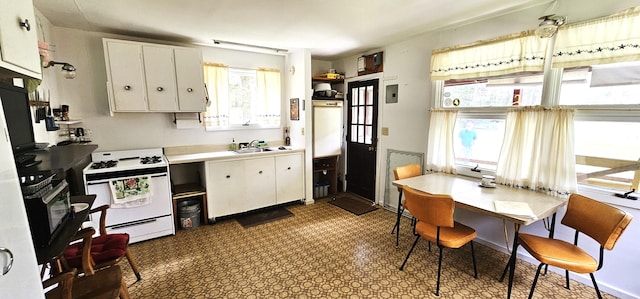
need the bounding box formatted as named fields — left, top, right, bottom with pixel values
left=86, top=173, right=168, bottom=185
left=110, top=218, right=158, bottom=230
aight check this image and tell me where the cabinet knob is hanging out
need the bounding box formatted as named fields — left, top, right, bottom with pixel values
left=226, top=175, right=231, bottom=179
left=124, top=85, right=131, bottom=90
left=157, top=87, right=164, bottom=92
left=20, top=19, right=31, bottom=31
left=287, top=167, right=291, bottom=170
left=187, top=88, right=193, bottom=92
left=259, top=170, right=263, bottom=174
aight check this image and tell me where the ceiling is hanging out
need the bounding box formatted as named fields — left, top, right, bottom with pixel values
left=33, top=0, right=552, bottom=60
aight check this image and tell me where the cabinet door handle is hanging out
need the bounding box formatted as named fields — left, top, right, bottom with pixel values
left=226, top=175, right=231, bottom=179
left=258, top=170, right=263, bottom=174
left=0, top=247, right=14, bottom=275
left=124, top=85, right=131, bottom=90
left=20, top=19, right=31, bottom=31
left=187, top=88, right=193, bottom=92
left=157, top=87, right=164, bottom=92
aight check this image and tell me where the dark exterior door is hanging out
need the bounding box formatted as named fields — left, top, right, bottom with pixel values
left=346, top=79, right=378, bottom=201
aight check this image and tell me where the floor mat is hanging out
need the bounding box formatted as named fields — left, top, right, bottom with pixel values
left=328, top=194, right=378, bottom=216
left=235, top=207, right=294, bottom=228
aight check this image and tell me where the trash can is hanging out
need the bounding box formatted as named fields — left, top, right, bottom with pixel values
left=178, top=199, right=201, bottom=229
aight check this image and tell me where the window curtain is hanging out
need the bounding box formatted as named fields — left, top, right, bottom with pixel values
left=256, top=68, right=281, bottom=127
left=203, top=63, right=229, bottom=128
left=495, top=106, right=577, bottom=196
left=431, top=30, right=548, bottom=81
left=553, top=6, right=640, bottom=69
left=426, top=109, right=457, bottom=173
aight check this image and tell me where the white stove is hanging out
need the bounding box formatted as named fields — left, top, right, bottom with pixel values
left=83, top=148, right=174, bottom=243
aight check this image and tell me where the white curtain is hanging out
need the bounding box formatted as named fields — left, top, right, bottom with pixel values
left=426, top=109, right=457, bottom=174
left=496, top=106, right=577, bottom=196
left=431, top=30, right=548, bottom=81
left=553, top=6, right=640, bottom=69
left=203, top=63, right=229, bottom=128
left=256, top=68, right=281, bottom=127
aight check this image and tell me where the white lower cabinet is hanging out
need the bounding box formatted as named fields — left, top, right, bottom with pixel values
left=205, top=152, right=304, bottom=221
left=275, top=154, right=304, bottom=204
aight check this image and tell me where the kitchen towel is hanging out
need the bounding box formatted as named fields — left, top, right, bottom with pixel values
left=174, top=112, right=201, bottom=129
left=109, top=176, right=153, bottom=208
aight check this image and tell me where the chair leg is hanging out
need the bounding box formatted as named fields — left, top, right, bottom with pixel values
left=399, top=235, right=420, bottom=270
left=125, top=248, right=142, bottom=281
left=391, top=192, right=403, bottom=247
left=565, top=269, right=570, bottom=289
left=589, top=273, right=603, bottom=299
left=470, top=241, right=478, bottom=278
left=435, top=246, right=443, bottom=296
left=528, top=263, right=545, bottom=299
left=119, top=277, right=131, bottom=299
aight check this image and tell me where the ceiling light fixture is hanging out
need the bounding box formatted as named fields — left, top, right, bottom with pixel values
left=535, top=15, right=566, bottom=38
left=211, top=39, right=288, bottom=54
left=46, top=61, right=77, bottom=79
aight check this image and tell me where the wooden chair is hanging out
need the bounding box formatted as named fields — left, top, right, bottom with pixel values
left=44, top=266, right=123, bottom=299
left=518, top=193, right=633, bottom=299
left=58, top=205, right=142, bottom=299
left=390, top=164, right=422, bottom=247
left=399, top=186, right=478, bottom=296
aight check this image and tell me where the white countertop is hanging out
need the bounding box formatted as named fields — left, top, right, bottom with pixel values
left=165, top=147, right=305, bottom=164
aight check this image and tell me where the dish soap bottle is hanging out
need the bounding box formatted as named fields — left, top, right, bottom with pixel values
left=230, top=138, right=237, bottom=150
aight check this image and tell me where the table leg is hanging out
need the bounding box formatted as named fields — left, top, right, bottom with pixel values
left=390, top=190, right=403, bottom=247
left=498, top=223, right=520, bottom=299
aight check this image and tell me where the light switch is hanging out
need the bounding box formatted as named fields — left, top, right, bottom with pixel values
left=382, top=127, right=389, bottom=136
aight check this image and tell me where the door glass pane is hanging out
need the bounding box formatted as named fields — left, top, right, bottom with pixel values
left=358, top=87, right=365, bottom=105
left=351, top=125, right=358, bottom=142
left=366, top=86, right=374, bottom=105
left=454, top=118, right=505, bottom=169
left=365, top=126, right=372, bottom=144
left=357, top=125, right=365, bottom=143
left=351, top=88, right=358, bottom=106
left=351, top=107, right=358, bottom=124
left=358, top=107, right=365, bottom=124
left=365, top=106, right=372, bottom=125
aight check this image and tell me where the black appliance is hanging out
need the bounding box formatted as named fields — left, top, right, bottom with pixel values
left=22, top=179, right=71, bottom=247
left=0, top=83, right=39, bottom=167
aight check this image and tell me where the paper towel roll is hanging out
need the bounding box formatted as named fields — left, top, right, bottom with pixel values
left=175, top=119, right=201, bottom=129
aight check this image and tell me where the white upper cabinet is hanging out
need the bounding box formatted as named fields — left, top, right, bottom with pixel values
left=103, top=38, right=206, bottom=113
left=143, top=45, right=178, bottom=111
left=174, top=47, right=207, bottom=112
left=0, top=0, right=42, bottom=80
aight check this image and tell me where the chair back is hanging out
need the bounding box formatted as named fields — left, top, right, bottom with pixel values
left=561, top=193, right=633, bottom=250
left=394, top=164, right=422, bottom=191
left=402, top=185, right=454, bottom=228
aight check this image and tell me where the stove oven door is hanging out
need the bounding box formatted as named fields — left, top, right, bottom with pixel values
left=84, top=167, right=174, bottom=242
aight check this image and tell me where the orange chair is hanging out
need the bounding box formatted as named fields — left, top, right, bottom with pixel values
left=390, top=164, right=422, bottom=247
left=59, top=205, right=141, bottom=299
left=518, top=193, right=632, bottom=299
left=399, top=186, right=477, bottom=296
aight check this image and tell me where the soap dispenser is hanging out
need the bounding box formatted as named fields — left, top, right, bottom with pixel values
left=230, top=138, right=237, bottom=150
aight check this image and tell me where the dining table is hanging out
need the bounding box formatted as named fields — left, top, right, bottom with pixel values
left=392, top=172, right=567, bottom=299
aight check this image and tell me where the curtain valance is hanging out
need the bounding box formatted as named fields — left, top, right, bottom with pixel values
left=553, top=6, right=640, bottom=69
left=430, top=30, right=548, bottom=81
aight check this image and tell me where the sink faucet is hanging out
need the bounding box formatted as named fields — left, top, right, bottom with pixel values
left=248, top=140, right=260, bottom=148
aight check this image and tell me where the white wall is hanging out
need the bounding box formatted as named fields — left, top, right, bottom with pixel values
left=334, top=1, right=640, bottom=298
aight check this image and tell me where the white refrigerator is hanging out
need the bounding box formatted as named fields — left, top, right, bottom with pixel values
left=312, top=100, right=343, bottom=158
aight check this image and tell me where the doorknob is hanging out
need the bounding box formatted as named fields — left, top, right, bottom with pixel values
left=368, top=146, right=375, bottom=151
left=0, top=247, right=14, bottom=276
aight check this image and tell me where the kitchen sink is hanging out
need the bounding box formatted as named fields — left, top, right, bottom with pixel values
left=234, top=148, right=273, bottom=154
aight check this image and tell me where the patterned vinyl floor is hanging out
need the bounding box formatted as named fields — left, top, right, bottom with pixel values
left=120, top=197, right=615, bottom=298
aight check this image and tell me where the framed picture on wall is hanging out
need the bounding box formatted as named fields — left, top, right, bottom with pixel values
left=290, top=98, right=299, bottom=121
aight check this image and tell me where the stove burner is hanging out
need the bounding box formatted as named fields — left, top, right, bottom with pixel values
left=90, top=160, right=118, bottom=169
left=140, top=156, right=162, bottom=164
